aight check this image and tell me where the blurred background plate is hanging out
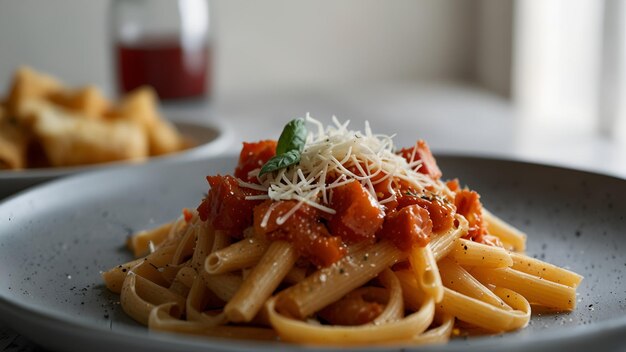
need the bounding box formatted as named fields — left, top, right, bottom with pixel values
left=0, top=119, right=232, bottom=200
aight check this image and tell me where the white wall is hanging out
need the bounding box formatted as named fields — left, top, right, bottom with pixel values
left=0, top=0, right=479, bottom=99
left=0, top=0, right=111, bottom=94
left=513, top=0, right=604, bottom=129
left=213, top=0, right=477, bottom=97
left=475, top=0, right=513, bottom=97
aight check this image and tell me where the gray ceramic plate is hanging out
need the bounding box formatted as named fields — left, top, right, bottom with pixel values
left=0, top=120, right=232, bottom=200
left=0, top=155, right=625, bottom=352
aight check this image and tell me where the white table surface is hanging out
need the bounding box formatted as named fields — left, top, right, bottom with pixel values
left=2, top=81, right=625, bottom=351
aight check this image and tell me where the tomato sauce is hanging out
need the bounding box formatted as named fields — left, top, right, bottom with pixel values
left=397, top=193, right=455, bottom=233
left=197, top=138, right=499, bottom=267
left=398, top=140, right=442, bottom=180
left=328, top=181, right=385, bottom=243
left=454, top=189, right=488, bottom=240
left=379, top=205, right=433, bottom=250
left=318, top=294, right=384, bottom=326
left=183, top=208, right=194, bottom=223
left=234, top=140, right=277, bottom=183
left=197, top=175, right=263, bottom=238
left=253, top=200, right=346, bottom=267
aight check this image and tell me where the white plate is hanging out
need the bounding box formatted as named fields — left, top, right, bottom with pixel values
left=0, top=120, right=232, bottom=199
left=0, top=155, right=625, bottom=352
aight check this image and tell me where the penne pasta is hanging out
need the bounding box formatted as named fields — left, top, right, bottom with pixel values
left=126, top=222, right=173, bottom=258
left=168, top=266, right=196, bottom=297
left=510, top=252, right=583, bottom=288
left=149, top=303, right=278, bottom=340
left=171, top=225, right=198, bottom=265
left=483, top=208, right=527, bottom=252
left=429, top=215, right=468, bottom=261
left=470, top=267, right=577, bottom=311
left=450, top=238, right=513, bottom=268
left=211, top=230, right=231, bottom=252
left=266, top=273, right=435, bottom=345
left=398, top=268, right=528, bottom=332
left=201, top=272, right=243, bottom=303
left=120, top=272, right=185, bottom=325
left=225, top=241, right=298, bottom=322
left=185, top=276, right=227, bottom=326
left=190, top=222, right=213, bottom=272
left=372, top=269, right=404, bottom=324
left=438, top=258, right=511, bottom=310
left=410, top=245, right=443, bottom=303
left=406, top=314, right=454, bottom=345
left=275, top=240, right=405, bottom=319
left=439, top=286, right=530, bottom=332
left=102, top=243, right=177, bottom=293
left=205, top=236, right=269, bottom=274
left=283, top=266, right=307, bottom=285
left=395, top=269, right=427, bottom=311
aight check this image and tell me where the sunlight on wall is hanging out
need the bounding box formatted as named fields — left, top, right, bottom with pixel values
left=513, top=0, right=604, bottom=132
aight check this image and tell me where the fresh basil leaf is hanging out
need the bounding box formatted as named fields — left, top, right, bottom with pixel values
left=276, top=118, right=307, bottom=155
left=259, top=149, right=301, bottom=176
left=259, top=118, right=308, bottom=176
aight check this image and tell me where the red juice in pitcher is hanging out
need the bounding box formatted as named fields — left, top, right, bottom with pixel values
left=117, top=38, right=210, bottom=100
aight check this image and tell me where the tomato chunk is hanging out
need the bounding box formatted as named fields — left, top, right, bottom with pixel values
left=372, top=176, right=399, bottom=213
left=234, top=140, right=277, bottom=183
left=197, top=175, right=263, bottom=238
left=446, top=178, right=460, bottom=192
left=397, top=194, right=455, bottom=233
left=254, top=200, right=346, bottom=267
left=398, top=140, right=442, bottom=180
left=307, top=236, right=346, bottom=269
left=328, top=181, right=385, bottom=243
left=380, top=205, right=433, bottom=250
left=479, top=234, right=503, bottom=247
left=454, top=189, right=487, bottom=240
left=182, top=208, right=194, bottom=223
left=318, top=294, right=383, bottom=326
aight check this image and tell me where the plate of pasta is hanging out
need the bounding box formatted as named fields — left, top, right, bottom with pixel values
left=0, top=116, right=625, bottom=352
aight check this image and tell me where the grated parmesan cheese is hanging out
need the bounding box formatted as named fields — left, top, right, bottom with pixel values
left=241, top=114, right=444, bottom=220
